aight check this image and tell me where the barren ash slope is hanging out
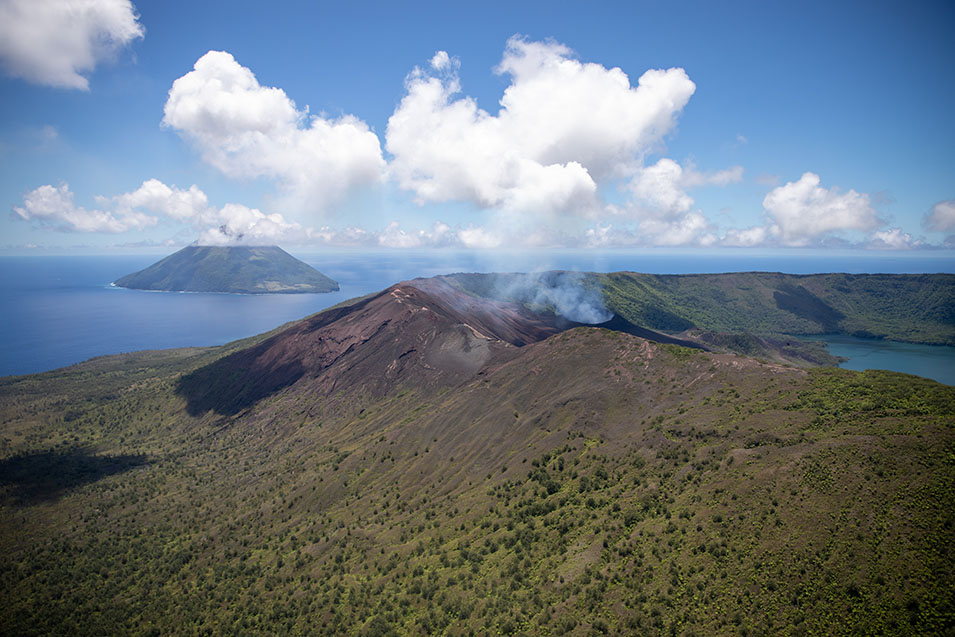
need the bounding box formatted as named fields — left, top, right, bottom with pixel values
left=1, top=274, right=953, bottom=635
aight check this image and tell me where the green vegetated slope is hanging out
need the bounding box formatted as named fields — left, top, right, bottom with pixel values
left=114, top=245, right=339, bottom=294
left=600, top=272, right=955, bottom=345
left=1, top=287, right=953, bottom=635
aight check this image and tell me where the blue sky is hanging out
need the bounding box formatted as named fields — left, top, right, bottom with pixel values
left=1, top=0, right=953, bottom=253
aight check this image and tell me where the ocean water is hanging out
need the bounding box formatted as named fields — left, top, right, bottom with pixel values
left=0, top=250, right=952, bottom=378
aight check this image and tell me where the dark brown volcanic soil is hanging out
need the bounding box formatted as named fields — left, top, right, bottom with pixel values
left=177, top=278, right=697, bottom=416
left=177, top=279, right=552, bottom=415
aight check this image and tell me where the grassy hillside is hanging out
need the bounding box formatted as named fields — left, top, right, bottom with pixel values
left=599, top=272, right=955, bottom=345
left=114, top=245, right=339, bottom=294
left=1, top=318, right=952, bottom=634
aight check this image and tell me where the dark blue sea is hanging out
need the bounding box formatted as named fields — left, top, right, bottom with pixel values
left=1, top=250, right=953, bottom=381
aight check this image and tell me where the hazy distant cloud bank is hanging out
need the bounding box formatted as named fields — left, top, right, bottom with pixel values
left=0, top=0, right=143, bottom=90
left=14, top=180, right=311, bottom=245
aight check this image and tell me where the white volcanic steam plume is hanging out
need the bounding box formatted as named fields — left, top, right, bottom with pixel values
left=492, top=271, right=612, bottom=324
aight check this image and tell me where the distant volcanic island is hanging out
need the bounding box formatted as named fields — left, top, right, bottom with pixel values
left=113, top=245, right=339, bottom=294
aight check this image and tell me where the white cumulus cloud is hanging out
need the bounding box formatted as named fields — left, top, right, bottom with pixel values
left=429, top=50, right=453, bottom=71
left=867, top=227, right=921, bottom=250
left=385, top=36, right=696, bottom=218
left=14, top=183, right=156, bottom=232
left=762, top=172, right=882, bottom=246
left=610, top=159, right=739, bottom=246
left=162, top=51, right=385, bottom=216
left=924, top=199, right=955, bottom=232
left=109, top=178, right=211, bottom=221
left=639, top=212, right=715, bottom=247
left=628, top=159, right=742, bottom=217
left=198, top=203, right=310, bottom=246
left=629, top=158, right=695, bottom=215
left=0, top=0, right=143, bottom=90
